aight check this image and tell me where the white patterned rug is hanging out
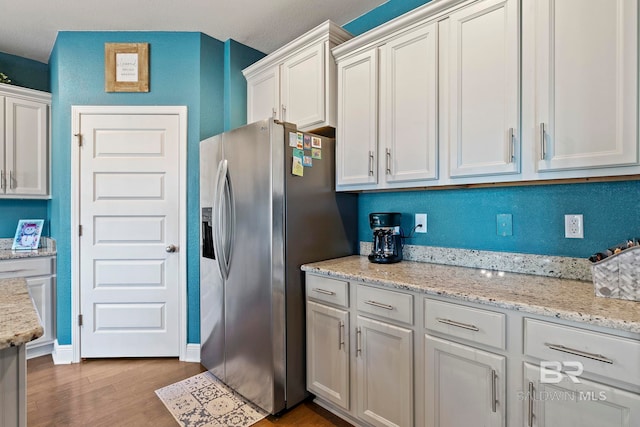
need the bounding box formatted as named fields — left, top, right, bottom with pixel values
left=155, top=371, right=268, bottom=427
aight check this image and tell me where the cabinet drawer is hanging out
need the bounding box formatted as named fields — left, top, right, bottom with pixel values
left=356, top=285, right=413, bottom=325
left=424, top=299, right=506, bottom=350
left=524, top=318, right=640, bottom=386
left=306, top=274, right=349, bottom=308
left=0, top=257, right=53, bottom=279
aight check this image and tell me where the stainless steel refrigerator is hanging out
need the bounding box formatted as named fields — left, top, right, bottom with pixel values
left=200, top=118, right=357, bottom=414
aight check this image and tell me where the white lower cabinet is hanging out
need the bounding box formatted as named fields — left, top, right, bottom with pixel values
left=425, top=335, right=505, bottom=427
left=356, top=315, right=413, bottom=427
left=306, top=300, right=350, bottom=410
left=523, top=363, right=640, bottom=427
left=305, top=272, right=640, bottom=427
left=0, top=256, right=56, bottom=359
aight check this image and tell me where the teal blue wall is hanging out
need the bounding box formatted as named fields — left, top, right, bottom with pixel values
left=344, top=0, right=432, bottom=36
left=0, top=200, right=49, bottom=237
left=224, top=40, right=265, bottom=131
left=347, top=0, right=639, bottom=259
left=0, top=52, right=49, bottom=91
left=50, top=31, right=226, bottom=346
left=359, top=181, right=640, bottom=258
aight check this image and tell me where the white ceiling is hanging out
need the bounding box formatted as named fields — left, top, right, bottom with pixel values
left=0, top=0, right=386, bottom=64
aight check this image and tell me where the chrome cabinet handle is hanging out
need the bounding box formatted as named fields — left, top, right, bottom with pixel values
left=356, top=327, right=362, bottom=356
left=365, top=300, right=394, bottom=310
left=436, top=317, right=480, bottom=332
left=491, top=369, right=497, bottom=413
left=338, top=321, right=345, bottom=349
left=508, top=128, right=515, bottom=162
left=385, top=148, right=391, bottom=175
left=165, top=244, right=177, bottom=253
left=0, top=170, right=4, bottom=190
left=539, top=123, right=546, bottom=160
left=9, top=170, right=14, bottom=189
left=272, top=107, right=277, bottom=118
left=313, top=288, right=335, bottom=296
left=282, top=104, right=286, bottom=121
left=368, top=151, right=375, bottom=176
left=545, top=343, right=613, bottom=364
left=528, top=382, right=534, bottom=427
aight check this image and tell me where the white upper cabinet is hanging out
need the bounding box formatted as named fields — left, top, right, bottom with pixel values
left=243, top=20, right=351, bottom=132
left=533, top=0, right=638, bottom=172
left=246, top=66, right=280, bottom=123
left=0, top=83, right=51, bottom=199
left=381, top=22, right=439, bottom=183
left=447, top=0, right=520, bottom=178
left=335, top=21, right=439, bottom=190
left=336, top=48, right=379, bottom=187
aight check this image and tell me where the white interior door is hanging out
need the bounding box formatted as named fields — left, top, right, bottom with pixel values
left=78, top=111, right=182, bottom=358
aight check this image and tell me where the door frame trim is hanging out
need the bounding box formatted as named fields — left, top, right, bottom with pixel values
left=70, top=105, right=188, bottom=363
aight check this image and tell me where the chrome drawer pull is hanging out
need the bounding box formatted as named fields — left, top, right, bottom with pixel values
left=313, top=288, right=336, bottom=296
left=364, top=300, right=394, bottom=310
left=528, top=382, right=534, bottom=427
left=356, top=327, right=362, bottom=356
left=338, top=321, right=345, bottom=349
left=368, top=151, right=375, bottom=176
left=436, top=317, right=480, bottom=331
left=544, top=343, right=613, bottom=364
left=539, top=123, right=546, bottom=160
left=491, top=369, right=497, bottom=413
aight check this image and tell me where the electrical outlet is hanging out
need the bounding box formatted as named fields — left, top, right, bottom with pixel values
left=496, top=214, right=513, bottom=236
left=415, top=213, right=427, bottom=233
left=564, top=214, right=584, bottom=239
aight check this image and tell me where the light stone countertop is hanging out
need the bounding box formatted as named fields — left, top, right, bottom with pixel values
left=0, top=277, right=44, bottom=350
left=302, top=255, right=640, bottom=334
left=0, top=237, right=56, bottom=260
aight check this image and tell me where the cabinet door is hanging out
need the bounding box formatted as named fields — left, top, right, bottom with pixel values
left=425, top=335, right=505, bottom=427
left=448, top=0, right=519, bottom=178
left=535, top=0, right=638, bottom=171
left=25, top=276, right=54, bottom=347
left=247, top=66, right=280, bottom=124
left=356, top=315, right=413, bottom=427
left=4, top=96, right=49, bottom=196
left=336, top=49, right=378, bottom=187
left=381, top=22, right=438, bottom=183
left=523, top=363, right=640, bottom=427
left=306, top=301, right=350, bottom=410
left=281, top=42, right=326, bottom=130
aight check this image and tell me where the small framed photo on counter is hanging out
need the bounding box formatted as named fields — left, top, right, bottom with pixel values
left=12, top=219, right=44, bottom=251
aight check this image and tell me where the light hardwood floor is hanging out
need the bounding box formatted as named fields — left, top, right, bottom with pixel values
left=27, top=356, right=351, bottom=427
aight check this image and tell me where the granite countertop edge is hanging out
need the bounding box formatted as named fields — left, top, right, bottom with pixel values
left=0, top=277, right=44, bottom=350
left=302, top=256, right=640, bottom=335
left=0, top=237, right=57, bottom=260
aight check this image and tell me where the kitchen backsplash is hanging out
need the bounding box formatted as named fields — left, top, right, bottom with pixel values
left=360, top=242, right=592, bottom=282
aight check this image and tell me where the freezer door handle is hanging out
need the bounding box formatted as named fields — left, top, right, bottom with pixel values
left=214, top=159, right=235, bottom=280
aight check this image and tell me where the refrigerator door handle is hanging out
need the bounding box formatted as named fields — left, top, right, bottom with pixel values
left=212, top=159, right=226, bottom=279
left=215, top=159, right=235, bottom=280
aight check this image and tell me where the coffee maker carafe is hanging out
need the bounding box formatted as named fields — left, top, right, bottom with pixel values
left=368, top=212, right=403, bottom=264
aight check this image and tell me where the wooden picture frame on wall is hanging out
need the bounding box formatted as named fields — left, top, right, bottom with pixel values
left=105, top=43, right=149, bottom=92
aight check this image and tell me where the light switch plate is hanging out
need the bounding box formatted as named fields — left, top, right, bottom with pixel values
left=497, top=214, right=513, bottom=236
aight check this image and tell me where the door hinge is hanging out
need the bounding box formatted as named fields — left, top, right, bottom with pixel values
left=74, top=133, right=82, bottom=147
left=79, top=225, right=83, bottom=236
left=78, top=314, right=83, bottom=326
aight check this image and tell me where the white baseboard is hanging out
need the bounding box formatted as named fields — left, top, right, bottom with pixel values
left=52, top=340, right=74, bottom=365
left=183, top=343, right=201, bottom=363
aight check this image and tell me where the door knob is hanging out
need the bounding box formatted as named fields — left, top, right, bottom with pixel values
left=165, top=244, right=177, bottom=253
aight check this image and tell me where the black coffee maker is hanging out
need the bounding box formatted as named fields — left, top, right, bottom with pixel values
left=368, top=212, right=403, bottom=264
